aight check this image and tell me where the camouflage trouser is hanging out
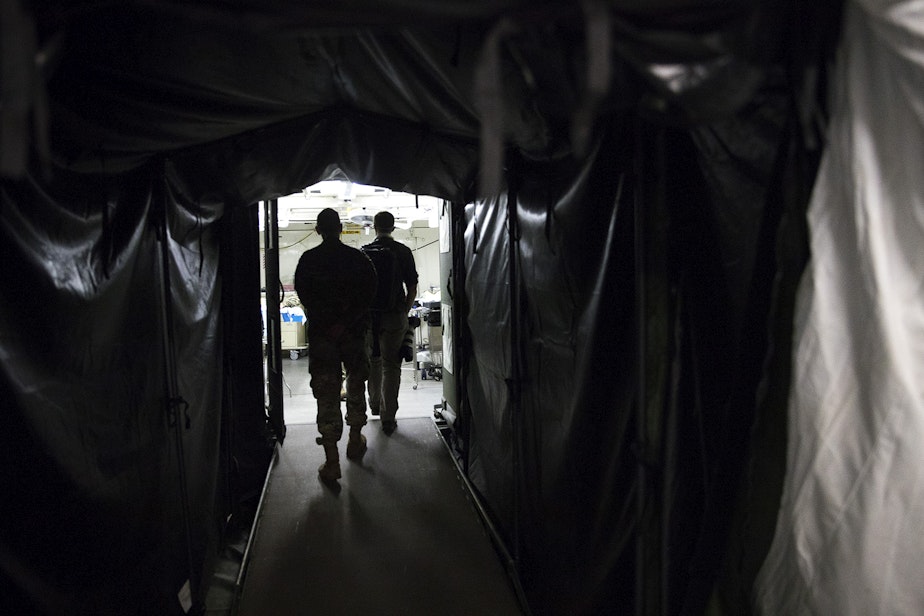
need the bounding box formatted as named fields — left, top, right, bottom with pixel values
left=308, top=327, right=370, bottom=444
left=367, top=309, right=407, bottom=422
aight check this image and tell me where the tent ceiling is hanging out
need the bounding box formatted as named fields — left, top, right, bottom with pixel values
left=10, top=1, right=783, bottom=203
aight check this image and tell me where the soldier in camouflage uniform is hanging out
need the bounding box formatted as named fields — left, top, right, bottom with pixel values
left=294, top=208, right=377, bottom=484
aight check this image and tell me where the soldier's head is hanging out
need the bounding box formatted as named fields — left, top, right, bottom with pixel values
left=373, top=211, right=395, bottom=235
left=316, top=208, right=342, bottom=240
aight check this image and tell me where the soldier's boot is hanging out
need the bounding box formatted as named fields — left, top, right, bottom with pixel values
left=346, top=425, right=367, bottom=461
left=318, top=441, right=341, bottom=483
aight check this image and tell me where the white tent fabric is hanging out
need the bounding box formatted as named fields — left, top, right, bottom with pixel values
left=755, top=1, right=924, bottom=614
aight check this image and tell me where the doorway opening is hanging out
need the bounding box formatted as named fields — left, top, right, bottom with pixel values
left=258, top=179, right=446, bottom=427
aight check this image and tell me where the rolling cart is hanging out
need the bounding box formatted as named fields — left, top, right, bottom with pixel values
left=413, top=305, right=442, bottom=385
left=407, top=312, right=422, bottom=390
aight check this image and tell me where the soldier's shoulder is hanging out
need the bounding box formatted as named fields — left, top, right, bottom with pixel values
left=296, top=246, right=320, bottom=265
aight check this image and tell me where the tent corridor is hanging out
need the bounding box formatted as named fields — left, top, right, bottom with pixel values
left=233, top=418, right=524, bottom=615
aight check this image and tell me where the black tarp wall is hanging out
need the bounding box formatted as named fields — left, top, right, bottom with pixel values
left=0, top=1, right=839, bottom=614
left=0, top=166, right=230, bottom=614
left=460, top=93, right=807, bottom=613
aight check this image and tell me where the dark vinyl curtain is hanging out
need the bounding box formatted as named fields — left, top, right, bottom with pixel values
left=463, top=128, right=641, bottom=614
left=460, top=101, right=797, bottom=614
left=0, top=165, right=226, bottom=615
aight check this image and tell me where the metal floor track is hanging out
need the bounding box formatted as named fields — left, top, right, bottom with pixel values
left=234, top=417, right=524, bottom=616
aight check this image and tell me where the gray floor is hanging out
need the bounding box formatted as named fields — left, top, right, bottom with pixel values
left=235, top=418, right=523, bottom=616
left=279, top=356, right=445, bottom=425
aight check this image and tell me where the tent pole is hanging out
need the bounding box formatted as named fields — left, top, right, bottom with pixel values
left=633, top=130, right=647, bottom=616
left=634, top=118, right=649, bottom=616
left=506, top=174, right=523, bottom=572
left=263, top=199, right=286, bottom=442
left=154, top=170, right=199, bottom=609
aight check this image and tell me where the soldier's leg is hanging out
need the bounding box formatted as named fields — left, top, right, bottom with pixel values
left=343, top=331, right=371, bottom=460
left=366, top=315, right=384, bottom=416
left=378, top=310, right=407, bottom=430
left=343, top=332, right=371, bottom=429
left=308, top=337, right=343, bottom=480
